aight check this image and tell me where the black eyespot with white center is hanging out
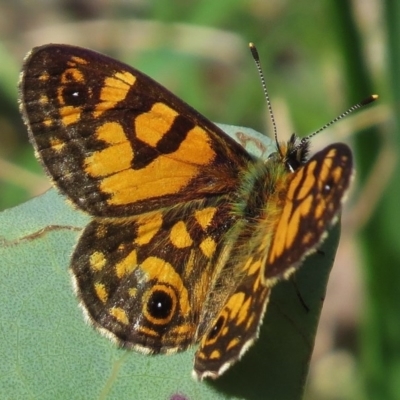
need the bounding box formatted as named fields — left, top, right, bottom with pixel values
left=147, top=290, right=173, bottom=320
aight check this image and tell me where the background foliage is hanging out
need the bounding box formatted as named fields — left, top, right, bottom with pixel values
left=0, top=1, right=398, bottom=399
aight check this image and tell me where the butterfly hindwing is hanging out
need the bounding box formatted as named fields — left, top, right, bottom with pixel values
left=194, top=254, right=270, bottom=379
left=71, top=200, right=238, bottom=354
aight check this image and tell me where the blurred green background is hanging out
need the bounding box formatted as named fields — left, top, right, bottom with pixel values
left=0, top=1, right=398, bottom=399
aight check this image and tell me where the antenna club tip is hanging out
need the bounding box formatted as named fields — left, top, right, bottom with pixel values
left=361, top=94, right=379, bottom=105
left=249, top=42, right=260, bottom=61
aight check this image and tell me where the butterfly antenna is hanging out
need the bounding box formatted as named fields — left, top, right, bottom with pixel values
left=249, top=43, right=283, bottom=157
left=297, top=94, right=379, bottom=149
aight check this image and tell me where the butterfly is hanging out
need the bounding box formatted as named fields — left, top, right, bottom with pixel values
left=19, top=43, right=372, bottom=380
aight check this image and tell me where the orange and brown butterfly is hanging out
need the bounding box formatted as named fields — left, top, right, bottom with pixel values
left=19, top=43, right=376, bottom=380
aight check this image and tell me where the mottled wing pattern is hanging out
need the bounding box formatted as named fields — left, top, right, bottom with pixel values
left=71, top=200, right=237, bottom=354
left=19, top=44, right=251, bottom=217
left=194, top=253, right=270, bottom=379
left=264, top=144, right=353, bottom=282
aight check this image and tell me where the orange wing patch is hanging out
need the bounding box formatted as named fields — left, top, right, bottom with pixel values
left=264, top=144, right=353, bottom=283
left=20, top=44, right=251, bottom=217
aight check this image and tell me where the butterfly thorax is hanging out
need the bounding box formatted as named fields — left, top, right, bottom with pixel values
left=195, top=153, right=292, bottom=335
left=202, top=136, right=312, bottom=305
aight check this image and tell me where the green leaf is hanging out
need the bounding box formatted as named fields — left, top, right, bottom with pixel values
left=0, top=127, right=340, bottom=399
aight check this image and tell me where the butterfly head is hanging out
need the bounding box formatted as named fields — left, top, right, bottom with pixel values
left=269, top=133, right=310, bottom=173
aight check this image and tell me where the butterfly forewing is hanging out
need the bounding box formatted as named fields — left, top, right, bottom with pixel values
left=20, top=44, right=251, bottom=217
left=264, top=143, right=353, bottom=282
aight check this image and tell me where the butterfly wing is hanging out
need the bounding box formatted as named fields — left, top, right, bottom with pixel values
left=71, top=200, right=236, bottom=354
left=193, top=252, right=270, bottom=380
left=264, top=143, right=353, bottom=282
left=20, top=44, right=252, bottom=217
